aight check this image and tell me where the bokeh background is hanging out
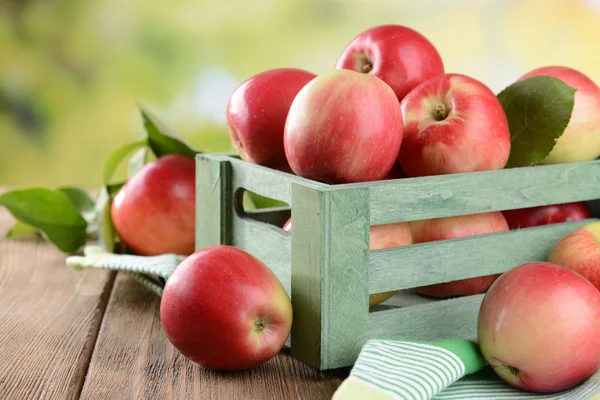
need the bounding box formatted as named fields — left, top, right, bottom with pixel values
left=2, top=0, right=600, bottom=188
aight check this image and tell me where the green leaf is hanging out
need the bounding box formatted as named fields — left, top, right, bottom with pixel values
left=104, top=140, right=148, bottom=185
left=0, top=188, right=88, bottom=252
left=58, top=186, right=96, bottom=220
left=498, top=76, right=576, bottom=168
left=5, top=220, right=40, bottom=239
left=140, top=106, right=198, bottom=159
left=106, top=181, right=126, bottom=197
left=127, top=146, right=150, bottom=178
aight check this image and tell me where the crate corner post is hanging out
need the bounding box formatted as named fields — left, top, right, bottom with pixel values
left=290, top=182, right=370, bottom=370
left=195, top=153, right=232, bottom=250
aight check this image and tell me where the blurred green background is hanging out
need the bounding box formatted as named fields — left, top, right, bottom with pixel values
left=2, top=0, right=600, bottom=188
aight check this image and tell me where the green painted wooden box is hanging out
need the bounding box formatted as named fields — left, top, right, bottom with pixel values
left=195, top=152, right=600, bottom=370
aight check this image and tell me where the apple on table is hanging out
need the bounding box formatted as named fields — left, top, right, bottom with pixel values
left=160, top=245, right=292, bottom=371
left=478, top=262, right=600, bottom=393
left=111, top=154, right=196, bottom=256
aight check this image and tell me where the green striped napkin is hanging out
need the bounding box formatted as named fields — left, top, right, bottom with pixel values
left=66, top=245, right=184, bottom=296
left=332, top=338, right=600, bottom=400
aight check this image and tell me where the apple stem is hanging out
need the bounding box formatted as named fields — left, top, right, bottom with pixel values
left=357, top=54, right=373, bottom=73
left=435, top=103, right=448, bottom=121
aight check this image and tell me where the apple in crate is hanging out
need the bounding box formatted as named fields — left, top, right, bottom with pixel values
left=399, top=73, right=510, bottom=177
left=410, top=212, right=509, bottom=297
left=226, top=68, right=316, bottom=171
left=283, top=218, right=412, bottom=306
left=160, top=245, right=292, bottom=370
left=548, top=222, right=600, bottom=290
left=503, top=201, right=591, bottom=229
left=284, top=69, right=403, bottom=184
left=335, top=24, right=444, bottom=101
left=478, top=262, right=600, bottom=393
left=111, top=154, right=195, bottom=256
left=519, top=66, right=600, bottom=164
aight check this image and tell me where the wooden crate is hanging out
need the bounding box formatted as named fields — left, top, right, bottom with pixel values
left=195, top=152, right=600, bottom=370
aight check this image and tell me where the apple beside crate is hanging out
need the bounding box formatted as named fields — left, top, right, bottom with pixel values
left=195, top=152, right=600, bottom=370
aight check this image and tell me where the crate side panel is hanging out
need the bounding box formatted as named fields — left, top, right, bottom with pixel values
left=195, top=155, right=231, bottom=249
left=368, top=295, right=484, bottom=341
left=369, top=219, right=596, bottom=294
left=366, top=160, right=600, bottom=224
left=231, top=216, right=291, bottom=295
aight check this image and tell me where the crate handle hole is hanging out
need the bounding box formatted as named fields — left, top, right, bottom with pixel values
left=233, top=188, right=291, bottom=230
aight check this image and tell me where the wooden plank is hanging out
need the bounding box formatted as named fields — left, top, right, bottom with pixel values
left=368, top=294, right=484, bottom=342
left=195, top=154, right=232, bottom=249
left=290, top=183, right=370, bottom=369
left=0, top=209, right=115, bottom=399
left=343, top=160, right=600, bottom=225
left=228, top=156, right=329, bottom=206
left=80, top=274, right=348, bottom=399
left=231, top=215, right=291, bottom=296
left=369, top=218, right=595, bottom=294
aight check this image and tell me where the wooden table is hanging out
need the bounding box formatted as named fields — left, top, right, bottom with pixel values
left=0, top=207, right=348, bottom=399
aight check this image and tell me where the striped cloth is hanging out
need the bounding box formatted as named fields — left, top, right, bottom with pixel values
left=332, top=339, right=600, bottom=400
left=66, top=245, right=184, bottom=296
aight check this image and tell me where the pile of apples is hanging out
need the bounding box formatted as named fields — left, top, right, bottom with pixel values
left=115, top=24, right=600, bottom=394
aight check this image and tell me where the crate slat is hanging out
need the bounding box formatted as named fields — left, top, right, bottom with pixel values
left=368, top=219, right=595, bottom=294
left=228, top=157, right=328, bottom=205
left=349, top=160, right=600, bottom=225
left=230, top=215, right=291, bottom=295
left=368, top=295, right=484, bottom=341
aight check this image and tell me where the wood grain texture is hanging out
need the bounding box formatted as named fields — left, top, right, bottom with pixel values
left=368, top=294, right=485, bottom=342
left=345, top=159, right=600, bottom=225
left=0, top=208, right=115, bottom=399
left=290, top=183, right=370, bottom=370
left=81, top=274, right=348, bottom=400
left=228, top=156, right=329, bottom=206
left=369, top=218, right=597, bottom=294
left=231, top=215, right=291, bottom=295
left=196, top=154, right=232, bottom=248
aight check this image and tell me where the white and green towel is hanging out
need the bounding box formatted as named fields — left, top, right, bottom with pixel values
left=332, top=338, right=600, bottom=400
left=66, top=247, right=600, bottom=400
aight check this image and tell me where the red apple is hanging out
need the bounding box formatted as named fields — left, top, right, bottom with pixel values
left=503, top=202, right=591, bottom=229
left=410, top=212, right=509, bottom=297
left=335, top=24, right=444, bottom=102
left=478, top=262, right=600, bottom=393
left=226, top=68, right=316, bottom=171
left=548, top=222, right=600, bottom=290
left=519, top=66, right=600, bottom=164
left=284, top=69, right=403, bottom=184
left=399, top=73, right=511, bottom=177
left=111, top=154, right=195, bottom=256
left=283, top=218, right=412, bottom=306
left=160, top=245, right=292, bottom=370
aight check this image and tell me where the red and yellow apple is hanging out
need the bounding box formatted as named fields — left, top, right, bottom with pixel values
left=548, top=221, right=600, bottom=290
left=111, top=154, right=195, bottom=256
left=283, top=69, right=404, bottom=184
left=519, top=66, right=600, bottom=164
left=283, top=218, right=412, bottom=306
left=399, top=73, right=511, bottom=177
left=335, top=24, right=444, bottom=102
left=478, top=262, right=600, bottom=393
left=410, top=212, right=509, bottom=297
left=226, top=68, right=316, bottom=171
left=160, top=245, right=292, bottom=370
left=503, top=202, right=591, bottom=229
